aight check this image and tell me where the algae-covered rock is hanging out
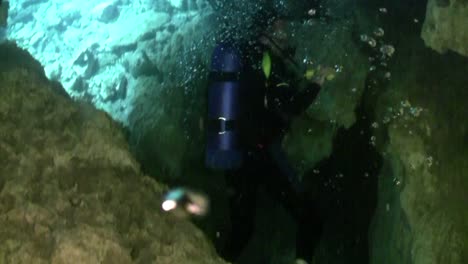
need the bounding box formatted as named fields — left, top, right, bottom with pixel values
left=370, top=35, right=468, bottom=264
left=283, top=0, right=376, bottom=177
left=0, top=42, right=228, bottom=264
left=422, top=0, right=468, bottom=57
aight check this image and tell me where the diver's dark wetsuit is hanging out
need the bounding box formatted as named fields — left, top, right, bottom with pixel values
left=222, top=40, right=323, bottom=263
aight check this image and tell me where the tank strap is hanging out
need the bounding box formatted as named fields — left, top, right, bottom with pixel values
left=207, top=118, right=237, bottom=134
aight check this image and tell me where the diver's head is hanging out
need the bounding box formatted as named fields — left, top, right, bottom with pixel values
left=264, top=17, right=289, bottom=47
left=260, top=16, right=296, bottom=59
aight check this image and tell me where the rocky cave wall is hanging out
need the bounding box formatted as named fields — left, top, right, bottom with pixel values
left=421, top=0, right=468, bottom=57
left=369, top=0, right=468, bottom=263
left=0, top=42, right=228, bottom=264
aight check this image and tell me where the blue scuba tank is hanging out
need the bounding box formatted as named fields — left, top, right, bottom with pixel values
left=205, top=43, right=243, bottom=170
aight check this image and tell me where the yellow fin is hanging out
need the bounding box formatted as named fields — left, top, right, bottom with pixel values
left=262, top=52, right=271, bottom=79
left=326, top=74, right=335, bottom=81
left=304, top=68, right=315, bottom=80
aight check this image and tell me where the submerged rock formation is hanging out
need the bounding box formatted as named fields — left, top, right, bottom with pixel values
left=369, top=0, right=468, bottom=263
left=0, top=42, right=228, bottom=264
left=370, top=44, right=468, bottom=263
left=422, top=0, right=468, bottom=57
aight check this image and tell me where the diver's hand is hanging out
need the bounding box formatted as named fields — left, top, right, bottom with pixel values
left=311, top=66, right=336, bottom=86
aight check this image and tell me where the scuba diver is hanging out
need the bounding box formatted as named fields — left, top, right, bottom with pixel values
left=205, top=7, right=335, bottom=264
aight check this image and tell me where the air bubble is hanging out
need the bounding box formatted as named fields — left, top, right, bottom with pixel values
left=308, top=9, right=316, bottom=16
left=426, top=156, right=433, bottom=167
left=380, top=45, right=395, bottom=57
left=360, top=34, right=369, bottom=42
left=373, top=28, right=385, bottom=37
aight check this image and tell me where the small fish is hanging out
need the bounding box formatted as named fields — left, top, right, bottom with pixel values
left=162, top=188, right=210, bottom=218
left=307, top=9, right=316, bottom=16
